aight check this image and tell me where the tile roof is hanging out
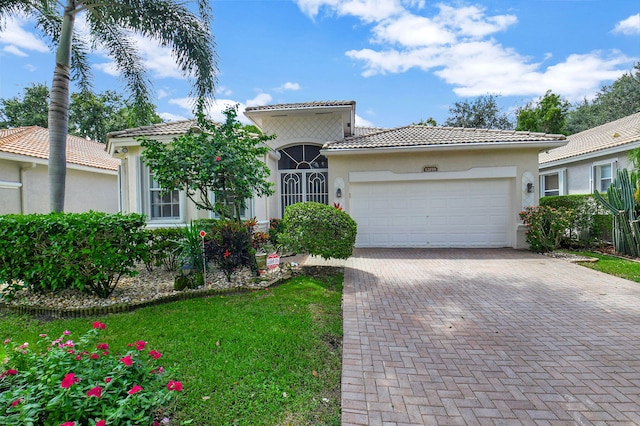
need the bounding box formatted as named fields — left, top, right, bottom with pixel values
left=0, top=126, right=120, bottom=171
left=108, top=119, right=198, bottom=138
left=324, top=125, right=566, bottom=150
left=539, top=112, right=640, bottom=164
left=245, top=100, right=355, bottom=112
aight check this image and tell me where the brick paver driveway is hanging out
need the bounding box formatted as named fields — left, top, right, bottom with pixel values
left=341, top=249, right=640, bottom=425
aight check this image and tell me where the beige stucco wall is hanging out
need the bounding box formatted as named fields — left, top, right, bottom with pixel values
left=325, top=147, right=542, bottom=249
left=0, top=158, right=118, bottom=214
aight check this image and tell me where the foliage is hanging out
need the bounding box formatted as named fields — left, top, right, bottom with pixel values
left=443, top=94, right=513, bottom=129
left=516, top=90, right=570, bottom=135
left=0, top=84, right=161, bottom=143
left=0, top=82, right=49, bottom=128
left=269, top=218, right=285, bottom=247
left=565, top=62, right=640, bottom=134
left=413, top=117, right=437, bottom=126
left=280, top=202, right=358, bottom=259
left=145, top=228, right=185, bottom=272
left=69, top=90, right=162, bottom=143
left=594, top=168, right=640, bottom=257
left=0, top=1, right=216, bottom=212
left=0, top=275, right=343, bottom=425
left=204, top=220, right=257, bottom=280
left=141, top=103, right=275, bottom=221
left=540, top=194, right=611, bottom=245
left=519, top=205, right=574, bottom=253
left=0, top=212, right=148, bottom=299
left=0, top=322, right=181, bottom=425
left=571, top=251, right=640, bottom=283
left=175, top=223, right=206, bottom=274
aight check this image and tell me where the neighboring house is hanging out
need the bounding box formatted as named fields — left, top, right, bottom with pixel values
left=0, top=126, right=120, bottom=214
left=107, top=101, right=566, bottom=249
left=539, top=112, right=640, bottom=197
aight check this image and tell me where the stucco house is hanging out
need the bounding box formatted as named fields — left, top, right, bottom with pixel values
left=539, top=112, right=640, bottom=197
left=0, top=126, right=120, bottom=214
left=107, top=101, right=566, bottom=249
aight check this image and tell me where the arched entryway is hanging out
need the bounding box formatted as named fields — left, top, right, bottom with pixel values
left=278, top=144, right=328, bottom=216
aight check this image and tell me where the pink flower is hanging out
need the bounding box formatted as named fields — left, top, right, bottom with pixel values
left=148, top=349, right=162, bottom=359
left=96, top=421, right=106, bottom=426
left=61, top=373, right=76, bottom=389
left=216, top=156, right=221, bottom=161
left=11, top=398, right=21, bottom=407
left=60, top=423, right=75, bottom=426
left=96, top=343, right=109, bottom=350
left=87, top=386, right=103, bottom=398
left=120, top=354, right=133, bottom=366
left=93, top=322, right=106, bottom=330
left=5, top=369, right=17, bottom=375
left=39, top=333, right=47, bottom=337
left=3, top=338, right=9, bottom=345
left=91, top=353, right=99, bottom=360
left=167, top=380, right=183, bottom=391
left=134, top=341, right=147, bottom=351
left=128, top=384, right=143, bottom=395
left=104, top=377, right=112, bottom=383
left=75, top=355, right=82, bottom=361
left=63, top=330, right=71, bottom=335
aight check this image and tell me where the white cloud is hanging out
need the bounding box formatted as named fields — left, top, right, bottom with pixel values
left=277, top=82, right=301, bottom=91
left=355, top=114, right=375, bottom=127
left=246, top=92, right=273, bottom=107
left=3, top=45, right=27, bottom=57
left=94, top=61, right=120, bottom=77
left=157, top=88, right=170, bottom=99
left=310, top=1, right=632, bottom=102
left=0, top=17, right=49, bottom=54
left=216, top=85, right=233, bottom=96
left=159, top=112, right=188, bottom=122
left=613, top=13, right=640, bottom=35
left=168, top=96, right=259, bottom=124
left=24, top=64, right=37, bottom=72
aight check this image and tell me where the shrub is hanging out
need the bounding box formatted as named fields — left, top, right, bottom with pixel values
left=268, top=218, right=285, bottom=248
left=540, top=194, right=611, bottom=245
left=0, top=322, right=182, bottom=425
left=279, top=202, right=357, bottom=259
left=204, top=220, right=256, bottom=281
left=146, top=228, right=184, bottom=272
left=519, top=205, right=574, bottom=252
left=0, top=212, right=148, bottom=299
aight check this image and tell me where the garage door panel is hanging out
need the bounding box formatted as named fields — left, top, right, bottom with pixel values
left=351, top=179, right=510, bottom=248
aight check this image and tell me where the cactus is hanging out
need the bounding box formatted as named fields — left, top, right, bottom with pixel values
left=594, top=168, right=640, bottom=256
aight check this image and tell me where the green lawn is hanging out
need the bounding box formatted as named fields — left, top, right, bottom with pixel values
left=0, top=274, right=343, bottom=425
left=571, top=250, right=640, bottom=283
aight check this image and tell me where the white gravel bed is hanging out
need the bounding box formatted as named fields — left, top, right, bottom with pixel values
left=0, top=264, right=290, bottom=311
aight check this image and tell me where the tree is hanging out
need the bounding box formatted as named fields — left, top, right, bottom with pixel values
left=0, top=83, right=50, bottom=128
left=140, top=103, right=275, bottom=222
left=413, top=117, right=437, bottom=126
left=69, top=90, right=161, bottom=143
left=516, top=90, right=570, bottom=135
left=565, top=62, right=640, bottom=134
left=0, top=1, right=216, bottom=212
left=443, top=94, right=513, bottom=130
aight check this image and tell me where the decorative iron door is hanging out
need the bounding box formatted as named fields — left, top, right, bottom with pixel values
left=280, top=170, right=328, bottom=216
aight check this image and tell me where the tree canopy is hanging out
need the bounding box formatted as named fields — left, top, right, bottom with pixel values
left=443, top=94, right=513, bottom=130
left=516, top=90, right=570, bottom=135
left=0, top=83, right=162, bottom=143
left=0, top=0, right=217, bottom=212
left=140, top=103, right=275, bottom=222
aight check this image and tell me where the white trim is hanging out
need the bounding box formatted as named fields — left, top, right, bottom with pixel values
left=539, top=168, right=566, bottom=197
left=592, top=160, right=617, bottom=193
left=140, top=161, right=185, bottom=224
left=0, top=180, right=21, bottom=189
left=324, top=141, right=566, bottom=156
left=349, top=166, right=517, bottom=183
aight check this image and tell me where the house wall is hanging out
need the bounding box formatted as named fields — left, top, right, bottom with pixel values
left=326, top=147, right=542, bottom=249
left=554, top=153, right=633, bottom=195
left=0, top=159, right=21, bottom=214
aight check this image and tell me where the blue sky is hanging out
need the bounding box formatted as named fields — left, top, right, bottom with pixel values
left=0, top=0, right=638, bottom=129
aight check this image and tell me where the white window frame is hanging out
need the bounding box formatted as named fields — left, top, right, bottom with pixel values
left=208, top=191, right=254, bottom=220
left=141, top=162, right=185, bottom=223
left=539, top=169, right=566, bottom=197
left=591, top=160, right=616, bottom=193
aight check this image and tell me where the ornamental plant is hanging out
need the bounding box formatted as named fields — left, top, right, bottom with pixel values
left=519, top=205, right=574, bottom=253
left=0, top=322, right=182, bottom=425
left=204, top=220, right=257, bottom=281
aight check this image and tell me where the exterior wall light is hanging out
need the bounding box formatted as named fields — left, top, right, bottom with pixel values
left=527, top=182, right=534, bottom=193
left=336, top=188, right=342, bottom=198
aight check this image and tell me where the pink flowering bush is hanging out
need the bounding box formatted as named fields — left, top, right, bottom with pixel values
left=519, top=205, right=574, bottom=252
left=0, top=322, right=182, bottom=425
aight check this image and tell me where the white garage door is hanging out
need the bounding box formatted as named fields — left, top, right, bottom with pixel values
left=351, top=179, right=511, bottom=248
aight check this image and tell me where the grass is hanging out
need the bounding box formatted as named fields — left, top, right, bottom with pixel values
left=0, top=274, right=343, bottom=425
left=570, top=250, right=640, bottom=282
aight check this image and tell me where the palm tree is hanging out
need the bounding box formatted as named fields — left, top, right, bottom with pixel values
left=0, top=0, right=217, bottom=212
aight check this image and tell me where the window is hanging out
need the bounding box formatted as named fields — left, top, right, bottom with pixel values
left=209, top=193, right=253, bottom=220
left=594, top=163, right=613, bottom=192
left=142, top=162, right=183, bottom=222
left=540, top=170, right=565, bottom=197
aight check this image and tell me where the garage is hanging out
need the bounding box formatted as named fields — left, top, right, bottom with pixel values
left=350, top=178, right=511, bottom=248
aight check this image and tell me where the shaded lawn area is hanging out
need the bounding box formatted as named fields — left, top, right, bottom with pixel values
left=0, top=274, right=343, bottom=425
left=571, top=250, right=640, bottom=283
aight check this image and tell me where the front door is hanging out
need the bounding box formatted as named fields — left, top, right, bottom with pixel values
left=278, top=144, right=328, bottom=216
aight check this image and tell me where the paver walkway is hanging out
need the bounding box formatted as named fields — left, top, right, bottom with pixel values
left=341, top=248, right=640, bottom=425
